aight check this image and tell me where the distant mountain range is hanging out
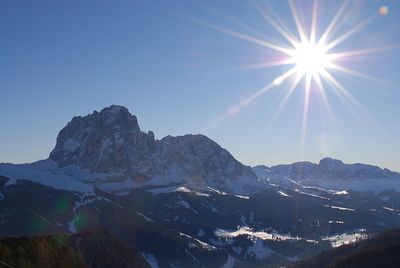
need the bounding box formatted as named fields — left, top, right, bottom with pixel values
left=2, top=105, right=399, bottom=196
left=1, top=105, right=399, bottom=267
left=254, top=157, right=400, bottom=194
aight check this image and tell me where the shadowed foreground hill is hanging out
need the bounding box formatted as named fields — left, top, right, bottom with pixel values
left=288, top=228, right=400, bottom=268
left=0, top=228, right=149, bottom=268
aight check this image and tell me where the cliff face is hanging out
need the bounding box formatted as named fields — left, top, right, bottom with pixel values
left=50, top=105, right=156, bottom=178
left=49, top=105, right=256, bottom=187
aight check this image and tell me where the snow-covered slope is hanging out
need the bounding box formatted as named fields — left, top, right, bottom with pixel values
left=0, top=160, right=94, bottom=193
left=0, top=105, right=258, bottom=195
left=2, top=105, right=399, bottom=196
left=253, top=158, right=400, bottom=193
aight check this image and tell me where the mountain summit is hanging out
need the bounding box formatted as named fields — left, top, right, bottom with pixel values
left=2, top=105, right=399, bottom=195
left=44, top=105, right=257, bottom=192
left=1, top=106, right=400, bottom=267
left=50, top=105, right=156, bottom=177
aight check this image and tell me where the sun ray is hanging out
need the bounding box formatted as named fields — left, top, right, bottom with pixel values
left=320, top=69, right=372, bottom=120
left=324, top=14, right=377, bottom=51
left=187, top=17, right=292, bottom=54
left=187, top=0, right=390, bottom=135
left=318, top=0, right=349, bottom=45
left=310, top=0, right=318, bottom=44
left=329, top=63, right=393, bottom=86
left=289, top=0, right=307, bottom=42
left=302, top=74, right=312, bottom=134
left=250, top=0, right=299, bottom=47
left=234, top=59, right=293, bottom=70
left=226, top=66, right=298, bottom=117
left=199, top=1, right=272, bottom=40
left=241, top=66, right=297, bottom=104
left=330, top=46, right=400, bottom=60
left=272, top=71, right=304, bottom=121
left=300, top=74, right=312, bottom=159
left=314, top=73, right=334, bottom=121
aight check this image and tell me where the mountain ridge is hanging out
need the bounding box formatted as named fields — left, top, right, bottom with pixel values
left=254, top=157, right=398, bottom=177
left=253, top=157, right=400, bottom=194
left=1, top=105, right=399, bottom=196
left=1, top=105, right=399, bottom=267
left=0, top=105, right=258, bottom=195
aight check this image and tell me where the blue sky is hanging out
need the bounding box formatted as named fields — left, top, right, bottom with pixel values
left=1, top=0, right=399, bottom=171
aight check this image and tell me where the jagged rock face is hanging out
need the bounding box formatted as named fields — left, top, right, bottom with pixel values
left=50, top=105, right=255, bottom=183
left=50, top=105, right=156, bottom=177
left=157, top=135, right=255, bottom=183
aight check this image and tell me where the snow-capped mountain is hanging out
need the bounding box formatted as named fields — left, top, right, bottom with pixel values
left=0, top=105, right=258, bottom=195
left=50, top=105, right=157, bottom=176
left=253, top=157, right=400, bottom=193
left=1, top=105, right=400, bottom=267
left=1, top=105, right=399, bottom=196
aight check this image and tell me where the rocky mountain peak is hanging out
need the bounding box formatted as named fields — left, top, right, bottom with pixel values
left=50, top=105, right=156, bottom=174
left=157, top=134, right=253, bottom=182
left=318, top=157, right=344, bottom=170
left=47, top=105, right=256, bottom=190
left=91, top=105, right=141, bottom=133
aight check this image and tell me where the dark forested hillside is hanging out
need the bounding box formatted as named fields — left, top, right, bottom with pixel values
left=0, top=228, right=149, bottom=268
left=288, top=228, right=400, bottom=268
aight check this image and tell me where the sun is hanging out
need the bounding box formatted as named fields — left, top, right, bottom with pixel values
left=194, top=0, right=387, bottom=121
left=288, top=40, right=332, bottom=78
left=196, top=0, right=391, bottom=143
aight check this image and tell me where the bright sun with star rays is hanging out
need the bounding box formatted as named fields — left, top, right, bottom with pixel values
left=195, top=0, right=392, bottom=151
left=289, top=40, right=332, bottom=78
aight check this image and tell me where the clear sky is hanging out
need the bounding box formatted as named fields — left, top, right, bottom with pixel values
left=1, top=0, right=399, bottom=171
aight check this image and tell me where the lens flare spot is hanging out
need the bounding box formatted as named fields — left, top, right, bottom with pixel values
left=30, top=216, right=48, bottom=233
left=54, top=196, right=72, bottom=214
left=274, top=76, right=284, bottom=85
left=227, top=105, right=240, bottom=117
left=379, top=6, right=389, bottom=16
